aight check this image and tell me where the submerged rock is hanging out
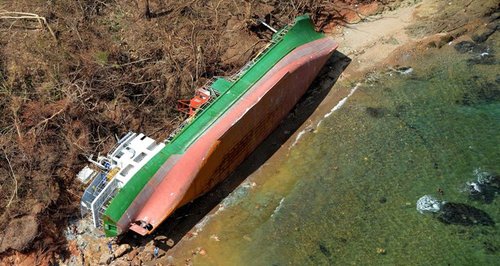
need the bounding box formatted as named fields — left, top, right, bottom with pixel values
left=395, top=66, right=413, bottom=75
left=416, top=195, right=442, bottom=214
left=318, top=243, right=331, bottom=257
left=456, top=41, right=496, bottom=65
left=454, top=41, right=477, bottom=53
left=483, top=241, right=499, bottom=254
left=457, top=78, right=500, bottom=106
left=366, top=107, right=386, bottom=118
left=466, top=170, right=499, bottom=204
left=437, top=202, right=494, bottom=226
left=467, top=181, right=497, bottom=204
left=472, top=26, right=496, bottom=43
left=454, top=41, right=491, bottom=55
left=467, top=53, right=496, bottom=65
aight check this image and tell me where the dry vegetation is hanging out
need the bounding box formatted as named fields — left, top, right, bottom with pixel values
left=0, top=0, right=389, bottom=259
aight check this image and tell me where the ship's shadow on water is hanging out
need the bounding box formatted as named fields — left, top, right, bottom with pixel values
left=117, top=51, right=351, bottom=251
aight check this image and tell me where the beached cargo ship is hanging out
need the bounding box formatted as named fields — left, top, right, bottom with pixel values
left=78, top=15, right=338, bottom=237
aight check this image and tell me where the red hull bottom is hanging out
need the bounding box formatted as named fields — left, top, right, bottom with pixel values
left=126, top=37, right=338, bottom=235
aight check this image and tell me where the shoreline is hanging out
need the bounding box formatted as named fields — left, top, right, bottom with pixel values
left=306, top=0, right=498, bottom=151
left=269, top=0, right=436, bottom=164
left=283, top=0, right=430, bottom=157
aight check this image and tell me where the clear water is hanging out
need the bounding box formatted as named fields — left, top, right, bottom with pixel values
left=169, top=35, right=500, bottom=265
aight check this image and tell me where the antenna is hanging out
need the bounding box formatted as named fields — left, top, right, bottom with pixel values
left=257, top=19, right=277, bottom=33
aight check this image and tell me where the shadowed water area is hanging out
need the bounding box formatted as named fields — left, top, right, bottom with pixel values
left=167, top=33, right=500, bottom=265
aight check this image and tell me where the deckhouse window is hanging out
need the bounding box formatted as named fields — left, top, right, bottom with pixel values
left=147, top=142, right=158, bottom=151
left=133, top=152, right=147, bottom=163
left=120, top=164, right=133, bottom=176
left=115, top=150, right=124, bottom=159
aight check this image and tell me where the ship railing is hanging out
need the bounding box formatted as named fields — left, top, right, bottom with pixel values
left=227, top=61, right=254, bottom=82
left=227, top=26, right=290, bottom=82
left=81, top=172, right=107, bottom=216
left=271, top=25, right=290, bottom=43
left=164, top=119, right=191, bottom=143
left=90, top=178, right=120, bottom=228
left=107, top=132, right=136, bottom=157
left=227, top=45, right=270, bottom=82
left=165, top=21, right=293, bottom=143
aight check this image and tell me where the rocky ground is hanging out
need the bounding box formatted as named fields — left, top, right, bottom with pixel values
left=0, top=0, right=498, bottom=265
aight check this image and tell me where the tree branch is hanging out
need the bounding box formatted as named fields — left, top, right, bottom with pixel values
left=2, top=149, right=18, bottom=209
left=0, top=11, right=57, bottom=41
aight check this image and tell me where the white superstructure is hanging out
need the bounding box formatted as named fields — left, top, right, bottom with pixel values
left=79, top=132, right=164, bottom=227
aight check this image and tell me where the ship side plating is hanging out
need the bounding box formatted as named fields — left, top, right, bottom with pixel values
left=78, top=15, right=337, bottom=237
left=126, top=37, right=338, bottom=235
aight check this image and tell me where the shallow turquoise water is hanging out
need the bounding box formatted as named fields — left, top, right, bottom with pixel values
left=172, top=35, right=500, bottom=265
